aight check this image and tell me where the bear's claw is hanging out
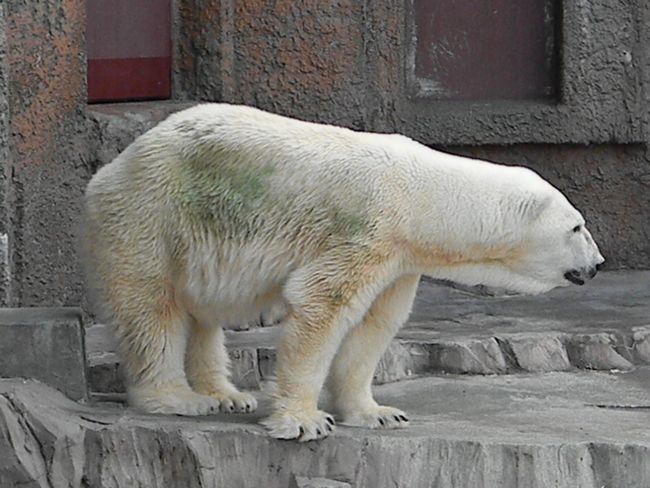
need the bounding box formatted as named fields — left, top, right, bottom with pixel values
left=262, top=410, right=336, bottom=441
left=340, top=405, right=410, bottom=429
left=208, top=390, right=258, bottom=414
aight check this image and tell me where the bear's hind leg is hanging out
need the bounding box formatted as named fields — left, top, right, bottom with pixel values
left=111, top=281, right=221, bottom=416
left=185, top=320, right=258, bottom=413
left=326, top=274, right=420, bottom=429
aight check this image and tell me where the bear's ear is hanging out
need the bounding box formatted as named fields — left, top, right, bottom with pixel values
left=519, top=193, right=552, bottom=222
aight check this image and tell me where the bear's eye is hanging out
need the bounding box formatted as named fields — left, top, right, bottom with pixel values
left=572, top=225, right=581, bottom=233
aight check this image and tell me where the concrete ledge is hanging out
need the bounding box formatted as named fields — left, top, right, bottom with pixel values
left=1, top=369, right=649, bottom=487
left=0, top=308, right=87, bottom=401
left=87, top=101, right=198, bottom=169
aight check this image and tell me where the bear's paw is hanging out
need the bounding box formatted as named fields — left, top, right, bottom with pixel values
left=262, top=409, right=336, bottom=441
left=207, top=390, right=258, bottom=413
left=129, top=385, right=222, bottom=416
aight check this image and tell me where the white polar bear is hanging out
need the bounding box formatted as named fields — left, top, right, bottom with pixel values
left=84, top=104, right=604, bottom=441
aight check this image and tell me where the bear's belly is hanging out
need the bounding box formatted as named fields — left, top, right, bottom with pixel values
left=186, top=291, right=288, bottom=329
left=180, top=241, right=296, bottom=328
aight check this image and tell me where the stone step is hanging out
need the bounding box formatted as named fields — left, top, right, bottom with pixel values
left=86, top=271, right=650, bottom=394
left=2, top=368, right=650, bottom=487
left=88, top=324, right=650, bottom=394
left=0, top=308, right=88, bottom=401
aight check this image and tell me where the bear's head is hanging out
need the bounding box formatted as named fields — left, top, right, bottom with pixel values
left=423, top=167, right=605, bottom=296
left=499, top=186, right=605, bottom=295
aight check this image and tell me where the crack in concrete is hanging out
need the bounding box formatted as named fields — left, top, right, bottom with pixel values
left=591, top=404, right=650, bottom=410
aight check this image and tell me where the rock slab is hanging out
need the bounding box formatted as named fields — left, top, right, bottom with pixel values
left=0, top=308, right=87, bottom=401
left=2, top=368, right=650, bottom=488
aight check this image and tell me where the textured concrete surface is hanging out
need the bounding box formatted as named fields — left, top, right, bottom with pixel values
left=291, top=476, right=351, bottom=488
left=0, top=4, right=10, bottom=306
left=87, top=271, right=650, bottom=394
left=174, top=1, right=367, bottom=129
left=0, top=308, right=87, bottom=401
left=1, top=369, right=649, bottom=487
left=173, top=1, right=650, bottom=146
left=86, top=101, right=198, bottom=169
left=2, top=0, right=90, bottom=308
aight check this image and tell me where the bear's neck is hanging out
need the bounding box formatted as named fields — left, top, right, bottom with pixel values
left=398, top=148, right=523, bottom=272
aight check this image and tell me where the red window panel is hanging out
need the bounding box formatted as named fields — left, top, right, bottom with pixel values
left=413, top=0, right=558, bottom=101
left=87, top=0, right=171, bottom=103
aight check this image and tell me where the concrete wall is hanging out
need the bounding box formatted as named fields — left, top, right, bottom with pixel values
left=0, top=0, right=648, bottom=307
left=173, top=0, right=650, bottom=144
left=2, top=0, right=90, bottom=307
left=0, top=4, right=11, bottom=305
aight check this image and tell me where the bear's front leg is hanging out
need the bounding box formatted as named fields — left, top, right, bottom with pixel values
left=261, top=307, right=341, bottom=441
left=326, top=274, right=420, bottom=429
left=262, top=250, right=396, bottom=441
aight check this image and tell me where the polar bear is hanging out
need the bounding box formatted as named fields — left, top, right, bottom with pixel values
left=84, top=103, right=604, bottom=441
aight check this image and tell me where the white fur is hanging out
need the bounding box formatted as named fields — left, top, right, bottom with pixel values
left=84, top=104, right=604, bottom=440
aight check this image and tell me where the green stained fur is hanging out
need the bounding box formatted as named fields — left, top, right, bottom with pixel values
left=328, top=207, right=370, bottom=238
left=170, top=146, right=371, bottom=242
left=172, top=147, right=275, bottom=237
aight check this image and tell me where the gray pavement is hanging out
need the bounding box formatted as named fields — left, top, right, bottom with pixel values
left=409, top=270, right=650, bottom=338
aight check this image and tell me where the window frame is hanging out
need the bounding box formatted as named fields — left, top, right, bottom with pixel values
left=393, top=0, right=645, bottom=146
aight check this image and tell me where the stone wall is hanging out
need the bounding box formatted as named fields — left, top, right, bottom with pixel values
left=0, top=4, right=11, bottom=305
left=1, top=0, right=91, bottom=307
left=173, top=0, right=650, bottom=144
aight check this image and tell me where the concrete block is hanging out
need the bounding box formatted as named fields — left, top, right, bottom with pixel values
left=3, top=368, right=650, bottom=488
left=88, top=353, right=122, bottom=394
left=0, top=308, right=87, bottom=400
left=429, top=338, right=508, bottom=374
left=374, top=341, right=427, bottom=384
left=566, top=333, right=633, bottom=371
left=258, top=347, right=277, bottom=381
left=228, top=347, right=261, bottom=390
left=504, top=334, right=572, bottom=372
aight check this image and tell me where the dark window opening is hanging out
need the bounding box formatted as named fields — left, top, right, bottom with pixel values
left=86, top=0, right=171, bottom=103
left=412, top=0, right=559, bottom=101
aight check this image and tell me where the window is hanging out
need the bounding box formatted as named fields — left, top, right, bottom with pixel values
left=394, top=0, right=644, bottom=145
left=412, top=0, right=558, bottom=101
left=86, top=0, right=171, bottom=103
